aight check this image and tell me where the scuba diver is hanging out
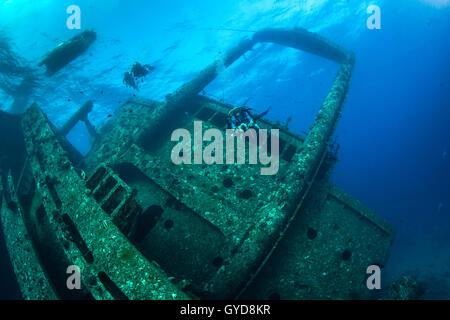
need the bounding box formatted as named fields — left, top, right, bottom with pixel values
left=227, top=106, right=271, bottom=132
left=131, top=62, right=154, bottom=78
left=123, top=71, right=139, bottom=91
left=123, top=61, right=155, bottom=91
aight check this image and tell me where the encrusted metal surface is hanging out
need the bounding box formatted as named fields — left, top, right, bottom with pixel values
left=0, top=28, right=395, bottom=300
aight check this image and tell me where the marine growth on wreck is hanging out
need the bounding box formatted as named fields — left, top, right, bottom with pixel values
left=1, top=0, right=449, bottom=302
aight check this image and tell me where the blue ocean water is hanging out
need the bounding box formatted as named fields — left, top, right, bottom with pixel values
left=0, top=0, right=449, bottom=299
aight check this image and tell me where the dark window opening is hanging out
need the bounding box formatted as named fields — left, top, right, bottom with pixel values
left=164, top=219, right=174, bottom=230
left=61, top=214, right=94, bottom=264
left=93, top=176, right=117, bottom=202
left=45, top=176, right=62, bottom=209
left=307, top=227, right=317, bottom=240
left=101, top=186, right=126, bottom=215
left=133, top=205, right=164, bottom=242
left=97, top=271, right=129, bottom=300
left=342, top=249, right=352, bottom=261
left=86, top=166, right=107, bottom=190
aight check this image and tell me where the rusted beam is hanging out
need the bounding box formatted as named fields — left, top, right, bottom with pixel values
left=21, top=103, right=190, bottom=300
left=253, top=28, right=350, bottom=64
left=284, top=56, right=355, bottom=217
left=59, top=100, right=94, bottom=137
left=138, top=38, right=255, bottom=150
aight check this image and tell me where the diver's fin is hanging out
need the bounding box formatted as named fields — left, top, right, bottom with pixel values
left=253, top=106, right=271, bottom=121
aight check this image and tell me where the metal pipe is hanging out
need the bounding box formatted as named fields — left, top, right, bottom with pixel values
left=59, top=100, right=94, bottom=137
left=253, top=28, right=350, bottom=64
left=137, top=38, right=256, bottom=149
left=283, top=55, right=355, bottom=217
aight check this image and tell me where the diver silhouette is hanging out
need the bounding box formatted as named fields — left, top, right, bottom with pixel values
left=227, top=106, right=270, bottom=132
left=123, top=61, right=155, bottom=91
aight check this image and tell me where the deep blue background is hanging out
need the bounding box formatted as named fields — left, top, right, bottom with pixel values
left=332, top=3, right=450, bottom=297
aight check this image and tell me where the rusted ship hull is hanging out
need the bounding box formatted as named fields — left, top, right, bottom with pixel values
left=0, top=28, right=394, bottom=300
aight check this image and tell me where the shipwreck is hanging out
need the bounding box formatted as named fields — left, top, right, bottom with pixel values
left=0, top=28, right=394, bottom=300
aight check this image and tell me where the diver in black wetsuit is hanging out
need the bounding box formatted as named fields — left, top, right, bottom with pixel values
left=123, top=61, right=155, bottom=91
left=131, top=62, right=154, bottom=78
left=227, top=106, right=270, bottom=131
left=123, top=71, right=139, bottom=90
